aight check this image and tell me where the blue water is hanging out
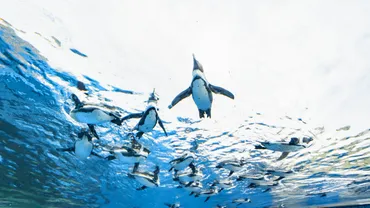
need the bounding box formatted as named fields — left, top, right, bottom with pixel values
left=1, top=23, right=370, bottom=208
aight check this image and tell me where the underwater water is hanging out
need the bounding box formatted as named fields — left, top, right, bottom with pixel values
left=1, top=1, right=370, bottom=208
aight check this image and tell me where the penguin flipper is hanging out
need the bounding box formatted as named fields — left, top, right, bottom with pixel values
left=169, top=87, right=192, bottom=109
left=57, top=147, right=74, bottom=152
left=204, top=196, right=211, bottom=202
left=228, top=171, right=234, bottom=177
left=153, top=166, right=160, bottom=181
left=71, top=94, right=84, bottom=108
left=157, top=117, right=168, bottom=136
left=88, top=124, right=100, bottom=140
left=277, top=152, right=290, bottom=161
left=209, top=84, right=235, bottom=99
left=121, top=112, right=144, bottom=122
left=164, top=203, right=172, bottom=207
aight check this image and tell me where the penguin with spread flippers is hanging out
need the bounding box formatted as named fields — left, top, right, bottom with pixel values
left=104, top=145, right=149, bottom=164
left=255, top=137, right=310, bottom=160
left=128, top=162, right=160, bottom=190
left=120, top=89, right=167, bottom=139
left=57, top=130, right=102, bottom=160
left=169, top=154, right=195, bottom=172
left=168, top=54, right=234, bottom=118
left=69, top=94, right=122, bottom=139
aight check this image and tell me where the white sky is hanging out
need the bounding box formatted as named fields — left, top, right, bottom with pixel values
left=1, top=0, right=370, bottom=132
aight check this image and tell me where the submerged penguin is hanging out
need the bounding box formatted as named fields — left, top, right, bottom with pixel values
left=128, top=162, right=160, bottom=190
left=168, top=54, right=234, bottom=118
left=69, top=94, right=122, bottom=139
left=57, top=130, right=102, bottom=159
left=211, top=178, right=234, bottom=190
left=255, top=137, right=308, bottom=160
left=194, top=187, right=222, bottom=202
left=169, top=154, right=195, bottom=172
left=179, top=181, right=203, bottom=195
left=105, top=145, right=149, bottom=164
left=164, top=203, right=180, bottom=208
left=121, top=89, right=167, bottom=139
left=265, top=169, right=294, bottom=181
left=173, top=163, right=203, bottom=182
left=232, top=198, right=251, bottom=206
left=215, top=158, right=246, bottom=176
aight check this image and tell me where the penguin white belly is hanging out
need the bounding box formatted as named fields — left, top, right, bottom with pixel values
left=75, top=140, right=93, bottom=159
left=174, top=158, right=193, bottom=170
left=115, top=153, right=137, bottom=163
left=179, top=174, right=202, bottom=182
left=263, top=143, right=304, bottom=152
left=135, top=176, right=157, bottom=187
left=224, top=164, right=242, bottom=171
left=71, top=108, right=113, bottom=124
left=192, top=79, right=211, bottom=110
left=138, top=110, right=157, bottom=132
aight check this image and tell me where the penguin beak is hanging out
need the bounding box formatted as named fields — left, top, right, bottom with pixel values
left=192, top=54, right=203, bottom=72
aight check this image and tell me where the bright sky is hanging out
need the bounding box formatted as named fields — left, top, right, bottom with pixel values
left=1, top=0, right=370, bottom=132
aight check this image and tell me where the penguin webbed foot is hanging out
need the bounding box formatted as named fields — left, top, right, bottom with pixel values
left=105, top=155, right=116, bottom=161
left=136, top=186, right=147, bottom=191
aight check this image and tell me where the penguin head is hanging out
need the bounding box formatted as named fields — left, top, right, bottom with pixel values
left=147, top=88, right=159, bottom=104
left=302, top=137, right=313, bottom=144
left=192, top=54, right=204, bottom=73
left=289, top=137, right=300, bottom=145
left=77, top=130, right=93, bottom=141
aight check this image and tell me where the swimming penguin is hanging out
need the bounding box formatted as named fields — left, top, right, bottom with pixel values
left=69, top=94, right=122, bottom=139
left=57, top=130, right=102, bottom=159
left=211, top=178, right=234, bottom=190
left=105, top=145, right=149, bottom=163
left=216, top=205, right=227, bottom=208
left=164, top=203, right=180, bottom=208
left=194, top=187, right=222, bottom=202
left=169, top=154, right=195, bottom=172
left=121, top=89, right=167, bottom=139
left=128, top=162, right=160, bottom=190
left=236, top=174, right=265, bottom=182
left=232, top=198, right=251, bottom=206
left=173, top=163, right=203, bottom=182
left=265, top=169, right=294, bottom=181
left=255, top=137, right=307, bottom=160
left=215, top=158, right=246, bottom=176
left=168, top=54, right=234, bottom=118
left=181, top=181, right=203, bottom=195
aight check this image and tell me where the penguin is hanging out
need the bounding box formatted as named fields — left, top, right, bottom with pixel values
left=169, top=154, right=195, bottom=172
left=216, top=205, right=227, bottom=208
left=194, top=187, right=222, bottom=202
left=121, top=89, right=167, bottom=139
left=232, top=198, right=251, bottom=206
left=164, top=203, right=180, bottom=208
left=173, top=163, right=203, bottom=182
left=168, top=54, right=234, bottom=118
left=255, top=137, right=306, bottom=160
left=57, top=130, right=102, bottom=160
left=215, top=158, right=246, bottom=176
left=211, top=178, right=234, bottom=190
left=128, top=162, right=160, bottom=190
left=265, top=169, right=294, bottom=181
left=105, top=145, right=149, bottom=164
left=178, top=180, right=203, bottom=196
left=69, top=94, right=122, bottom=139
left=236, top=174, right=265, bottom=182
